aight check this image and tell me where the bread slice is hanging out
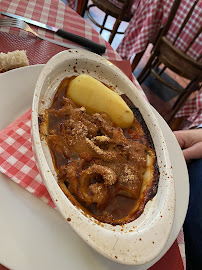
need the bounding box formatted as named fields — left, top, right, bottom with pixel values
left=0, top=50, right=29, bottom=72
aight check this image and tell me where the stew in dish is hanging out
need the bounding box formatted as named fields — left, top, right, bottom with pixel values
left=39, top=76, right=159, bottom=225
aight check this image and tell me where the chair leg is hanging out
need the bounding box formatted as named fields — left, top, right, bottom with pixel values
left=77, top=0, right=88, bottom=17
left=131, top=50, right=146, bottom=71
left=169, top=117, right=185, bottom=131
left=137, top=55, right=157, bottom=84
left=100, top=13, right=108, bottom=34
left=167, top=80, right=200, bottom=125
left=108, top=18, right=121, bottom=44
left=158, top=65, right=166, bottom=76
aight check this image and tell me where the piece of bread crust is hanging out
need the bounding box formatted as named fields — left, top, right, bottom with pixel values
left=0, top=50, right=29, bottom=72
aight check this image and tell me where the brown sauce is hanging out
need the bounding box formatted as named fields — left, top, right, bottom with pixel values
left=41, top=77, right=159, bottom=225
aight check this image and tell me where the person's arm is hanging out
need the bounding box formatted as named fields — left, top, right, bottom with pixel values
left=174, top=129, right=202, bottom=162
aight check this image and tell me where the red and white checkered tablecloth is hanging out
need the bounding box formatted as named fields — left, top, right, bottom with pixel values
left=68, top=0, right=76, bottom=9
left=176, top=90, right=202, bottom=128
left=116, top=0, right=202, bottom=60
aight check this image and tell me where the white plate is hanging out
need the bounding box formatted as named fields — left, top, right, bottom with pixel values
left=0, top=65, right=189, bottom=270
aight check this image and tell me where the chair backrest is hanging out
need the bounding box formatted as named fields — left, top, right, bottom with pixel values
left=111, top=0, right=133, bottom=12
left=86, top=0, right=134, bottom=44
left=91, top=0, right=133, bottom=20
left=121, top=0, right=134, bottom=17
left=152, top=0, right=202, bottom=80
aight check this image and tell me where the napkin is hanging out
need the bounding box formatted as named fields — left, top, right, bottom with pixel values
left=0, top=109, right=55, bottom=207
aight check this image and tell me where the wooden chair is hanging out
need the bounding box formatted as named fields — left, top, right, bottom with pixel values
left=83, top=0, right=133, bottom=44
left=76, top=0, right=88, bottom=17
left=136, top=0, right=202, bottom=127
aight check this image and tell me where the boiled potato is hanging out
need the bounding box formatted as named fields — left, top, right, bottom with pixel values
left=66, top=74, right=134, bottom=128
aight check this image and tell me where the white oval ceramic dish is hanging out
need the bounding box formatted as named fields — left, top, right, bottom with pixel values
left=31, top=49, right=175, bottom=265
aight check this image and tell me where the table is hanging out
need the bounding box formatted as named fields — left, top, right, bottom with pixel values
left=0, top=0, right=122, bottom=61
left=0, top=0, right=186, bottom=269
